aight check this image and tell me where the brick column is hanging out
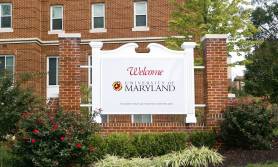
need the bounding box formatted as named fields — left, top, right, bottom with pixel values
left=58, top=33, right=81, bottom=112
left=202, top=34, right=228, bottom=128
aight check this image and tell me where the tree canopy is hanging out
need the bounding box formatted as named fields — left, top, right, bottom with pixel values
left=244, top=40, right=278, bottom=103
left=167, top=0, right=258, bottom=54
left=251, top=2, right=278, bottom=40
left=243, top=2, right=278, bottom=103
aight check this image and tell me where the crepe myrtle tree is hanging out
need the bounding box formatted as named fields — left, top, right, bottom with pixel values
left=0, top=72, right=41, bottom=140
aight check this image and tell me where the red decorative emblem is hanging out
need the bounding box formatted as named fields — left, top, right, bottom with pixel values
left=112, top=81, right=122, bottom=91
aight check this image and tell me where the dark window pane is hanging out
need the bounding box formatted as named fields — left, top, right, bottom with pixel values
left=1, top=16, right=11, bottom=28
left=5, top=57, right=13, bottom=75
left=90, top=68, right=92, bottom=85
left=101, top=115, right=108, bottom=123
left=52, top=19, right=62, bottom=30
left=0, top=57, right=5, bottom=75
left=136, top=15, right=146, bottom=27
left=94, top=17, right=104, bottom=28
left=49, top=58, right=57, bottom=85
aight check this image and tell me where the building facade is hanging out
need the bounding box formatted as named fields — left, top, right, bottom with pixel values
left=0, top=0, right=228, bottom=133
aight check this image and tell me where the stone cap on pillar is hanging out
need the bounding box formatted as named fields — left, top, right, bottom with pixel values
left=181, top=42, right=197, bottom=49
left=58, top=33, right=81, bottom=38
left=201, top=34, right=228, bottom=42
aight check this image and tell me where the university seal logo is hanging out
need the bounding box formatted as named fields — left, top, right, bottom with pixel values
left=112, top=81, right=122, bottom=91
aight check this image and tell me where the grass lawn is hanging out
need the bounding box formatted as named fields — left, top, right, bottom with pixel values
left=246, top=161, right=278, bottom=167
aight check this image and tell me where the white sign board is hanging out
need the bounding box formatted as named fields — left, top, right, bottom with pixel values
left=90, top=42, right=197, bottom=123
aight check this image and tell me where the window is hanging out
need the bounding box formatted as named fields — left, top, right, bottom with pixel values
left=101, top=114, right=108, bottom=123
left=133, top=114, right=152, bottom=123
left=133, top=1, right=149, bottom=31
left=91, top=3, right=106, bottom=33
left=0, top=3, right=12, bottom=31
left=50, top=6, right=63, bottom=31
left=47, top=57, right=59, bottom=98
left=0, top=56, right=14, bottom=79
left=47, top=57, right=59, bottom=86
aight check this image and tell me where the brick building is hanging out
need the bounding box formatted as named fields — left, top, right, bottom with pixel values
left=0, top=0, right=228, bottom=133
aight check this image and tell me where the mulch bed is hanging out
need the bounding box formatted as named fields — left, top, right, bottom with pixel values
left=219, top=138, right=278, bottom=167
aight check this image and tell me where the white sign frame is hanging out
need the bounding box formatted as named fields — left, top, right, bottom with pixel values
left=89, top=42, right=197, bottom=123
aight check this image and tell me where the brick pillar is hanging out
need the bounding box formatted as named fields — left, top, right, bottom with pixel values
left=58, top=33, right=81, bottom=112
left=202, top=34, right=228, bottom=128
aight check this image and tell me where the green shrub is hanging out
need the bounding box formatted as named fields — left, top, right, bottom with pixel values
left=131, top=133, right=158, bottom=157
left=132, top=133, right=189, bottom=157
left=190, top=131, right=216, bottom=148
left=0, top=143, right=31, bottom=167
left=220, top=103, right=274, bottom=149
left=160, top=146, right=224, bottom=167
left=94, top=146, right=224, bottom=167
left=95, top=133, right=189, bottom=158
left=0, top=76, right=39, bottom=140
left=89, top=134, right=107, bottom=162
left=0, top=143, right=17, bottom=167
left=14, top=110, right=99, bottom=167
left=94, top=155, right=153, bottom=167
left=273, top=128, right=278, bottom=137
left=105, top=133, right=137, bottom=158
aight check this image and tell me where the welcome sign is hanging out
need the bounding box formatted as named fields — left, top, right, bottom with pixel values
left=90, top=42, right=197, bottom=123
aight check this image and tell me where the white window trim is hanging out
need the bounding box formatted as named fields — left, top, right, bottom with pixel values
left=90, top=3, right=107, bottom=33
left=80, top=56, right=93, bottom=86
left=132, top=1, right=149, bottom=32
left=132, top=114, right=152, bottom=123
left=0, top=55, right=15, bottom=79
left=47, top=56, right=59, bottom=98
left=49, top=5, right=64, bottom=34
left=48, top=30, right=64, bottom=34
left=0, top=28, right=13, bottom=32
left=0, top=3, right=13, bottom=32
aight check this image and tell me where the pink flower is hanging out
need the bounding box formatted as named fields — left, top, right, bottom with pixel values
left=52, top=124, right=59, bottom=131
left=75, top=143, right=82, bottom=149
left=60, top=136, right=65, bottom=142
left=32, top=129, right=39, bottom=134
left=31, top=139, right=36, bottom=144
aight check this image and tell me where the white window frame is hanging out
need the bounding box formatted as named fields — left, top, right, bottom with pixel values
left=0, top=55, right=15, bottom=79
left=47, top=56, right=59, bottom=98
left=132, top=1, right=149, bottom=32
left=90, top=3, right=107, bottom=33
left=48, top=5, right=64, bottom=34
left=80, top=56, right=93, bottom=86
left=0, top=3, right=13, bottom=32
left=132, top=114, right=152, bottom=123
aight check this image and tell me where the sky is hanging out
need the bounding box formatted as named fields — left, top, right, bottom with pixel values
left=229, top=52, right=246, bottom=80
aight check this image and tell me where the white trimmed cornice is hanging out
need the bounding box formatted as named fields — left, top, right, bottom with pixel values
left=0, top=36, right=186, bottom=46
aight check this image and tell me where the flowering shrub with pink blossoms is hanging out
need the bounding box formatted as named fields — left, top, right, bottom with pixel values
left=14, top=110, right=99, bottom=167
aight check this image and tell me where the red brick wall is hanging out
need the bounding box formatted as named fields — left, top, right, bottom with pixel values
left=0, top=0, right=41, bottom=39
left=203, top=36, right=228, bottom=129
left=0, top=43, right=44, bottom=95
left=58, top=35, right=81, bottom=112
left=100, top=123, right=207, bottom=134
left=0, top=0, right=176, bottom=40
